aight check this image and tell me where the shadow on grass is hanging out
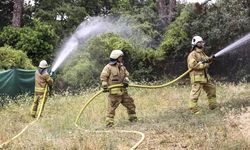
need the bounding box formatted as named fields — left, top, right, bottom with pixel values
left=221, top=97, right=250, bottom=113
left=90, top=97, right=250, bottom=130
left=138, top=97, right=250, bottom=126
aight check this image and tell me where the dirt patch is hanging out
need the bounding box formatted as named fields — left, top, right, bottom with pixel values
left=237, top=107, right=250, bottom=142
left=227, top=107, right=250, bottom=143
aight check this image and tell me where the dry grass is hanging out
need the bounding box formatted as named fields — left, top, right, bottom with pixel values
left=0, top=82, right=250, bottom=149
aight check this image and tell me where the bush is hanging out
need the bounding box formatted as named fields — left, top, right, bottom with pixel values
left=55, top=54, right=100, bottom=92
left=56, top=32, right=165, bottom=91
left=55, top=33, right=133, bottom=91
left=85, top=33, right=165, bottom=81
left=0, top=20, right=59, bottom=65
left=0, top=46, right=35, bottom=70
left=159, top=2, right=250, bottom=81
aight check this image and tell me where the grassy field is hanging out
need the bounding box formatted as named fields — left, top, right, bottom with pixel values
left=0, top=82, right=250, bottom=149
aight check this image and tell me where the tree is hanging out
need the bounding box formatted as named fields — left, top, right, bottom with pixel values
left=23, top=0, right=123, bottom=37
left=0, top=0, right=14, bottom=29
left=0, top=20, right=59, bottom=65
left=156, top=0, right=168, bottom=25
left=242, top=0, right=250, bottom=16
left=159, top=0, right=250, bottom=80
left=12, top=0, right=23, bottom=27
left=156, top=0, right=177, bottom=27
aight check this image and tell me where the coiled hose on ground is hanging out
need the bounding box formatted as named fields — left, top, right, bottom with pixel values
left=74, top=68, right=192, bottom=149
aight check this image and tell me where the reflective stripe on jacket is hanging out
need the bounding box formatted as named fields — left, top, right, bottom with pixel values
left=35, top=69, right=53, bottom=93
left=187, top=48, right=211, bottom=83
left=100, top=63, right=129, bottom=95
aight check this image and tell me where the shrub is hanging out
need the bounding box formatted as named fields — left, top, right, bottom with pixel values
left=0, top=46, right=35, bottom=70
left=0, top=20, right=59, bottom=65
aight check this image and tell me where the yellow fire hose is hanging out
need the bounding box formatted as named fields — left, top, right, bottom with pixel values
left=0, top=67, right=192, bottom=149
left=0, top=84, right=48, bottom=149
left=130, top=68, right=192, bottom=88
left=74, top=88, right=145, bottom=150
left=74, top=68, right=192, bottom=149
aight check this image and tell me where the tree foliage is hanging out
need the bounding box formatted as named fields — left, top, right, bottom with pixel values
left=1, top=0, right=250, bottom=90
left=56, top=32, right=166, bottom=91
left=0, top=0, right=14, bottom=29
left=23, top=0, right=126, bottom=37
left=0, top=20, right=59, bottom=65
left=159, top=1, right=250, bottom=80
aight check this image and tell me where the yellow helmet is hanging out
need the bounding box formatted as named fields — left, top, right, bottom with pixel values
left=110, top=50, right=124, bottom=59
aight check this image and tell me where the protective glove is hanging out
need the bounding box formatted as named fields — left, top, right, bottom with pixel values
left=102, top=85, right=108, bottom=92
left=197, top=61, right=203, bottom=65
left=207, top=54, right=215, bottom=63
left=197, top=61, right=209, bottom=69
left=123, top=78, right=129, bottom=88
left=203, top=63, right=209, bottom=68
left=202, top=54, right=216, bottom=64
left=50, top=71, right=57, bottom=80
left=102, top=82, right=109, bottom=92
left=49, top=85, right=53, bottom=96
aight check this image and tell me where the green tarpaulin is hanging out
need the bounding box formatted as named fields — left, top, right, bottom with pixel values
left=0, top=69, right=35, bottom=98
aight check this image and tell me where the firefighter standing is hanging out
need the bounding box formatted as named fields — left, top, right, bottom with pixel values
left=31, top=60, right=53, bottom=118
left=100, top=50, right=137, bottom=127
left=187, top=36, right=218, bottom=114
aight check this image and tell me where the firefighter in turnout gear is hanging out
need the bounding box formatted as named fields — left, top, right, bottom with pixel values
left=31, top=60, right=53, bottom=118
left=100, top=50, right=137, bottom=127
left=187, top=36, right=217, bottom=114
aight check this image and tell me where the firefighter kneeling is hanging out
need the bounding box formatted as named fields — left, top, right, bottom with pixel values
left=31, top=60, right=53, bottom=118
left=100, top=50, right=137, bottom=127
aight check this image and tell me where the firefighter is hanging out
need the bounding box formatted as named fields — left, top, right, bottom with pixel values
left=187, top=36, right=217, bottom=114
left=100, top=50, right=137, bottom=127
left=31, top=60, right=53, bottom=118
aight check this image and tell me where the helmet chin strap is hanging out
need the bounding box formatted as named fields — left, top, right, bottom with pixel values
left=196, top=45, right=203, bottom=49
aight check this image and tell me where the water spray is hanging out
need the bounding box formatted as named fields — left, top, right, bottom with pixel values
left=51, top=17, right=134, bottom=73
left=199, top=32, right=250, bottom=64
left=214, top=33, right=250, bottom=58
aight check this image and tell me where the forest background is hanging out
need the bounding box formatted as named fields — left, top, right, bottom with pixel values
left=1, top=0, right=250, bottom=92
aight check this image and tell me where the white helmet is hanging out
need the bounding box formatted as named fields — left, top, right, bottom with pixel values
left=110, top=50, right=124, bottom=59
left=39, top=60, right=49, bottom=68
left=192, top=36, right=204, bottom=46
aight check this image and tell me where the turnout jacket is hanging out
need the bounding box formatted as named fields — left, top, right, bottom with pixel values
left=35, top=69, right=53, bottom=93
left=100, top=62, right=129, bottom=95
left=187, top=48, right=211, bottom=83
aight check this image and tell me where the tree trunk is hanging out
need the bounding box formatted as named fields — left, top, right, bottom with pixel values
left=156, top=0, right=176, bottom=27
left=168, top=0, right=176, bottom=22
left=12, top=0, right=23, bottom=27
left=156, top=0, right=168, bottom=25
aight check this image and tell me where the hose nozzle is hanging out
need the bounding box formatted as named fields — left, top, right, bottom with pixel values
left=201, top=0, right=212, bottom=5
left=210, top=54, right=216, bottom=59
left=201, top=54, right=216, bottom=64
left=50, top=71, right=57, bottom=80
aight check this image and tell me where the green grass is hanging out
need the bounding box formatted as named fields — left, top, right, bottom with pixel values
left=0, top=82, right=250, bottom=149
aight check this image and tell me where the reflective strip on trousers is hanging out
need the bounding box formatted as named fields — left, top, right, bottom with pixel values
left=208, top=98, right=217, bottom=105
left=105, top=117, right=114, bottom=123
left=109, top=88, right=126, bottom=95
left=35, top=87, right=45, bottom=93
left=189, top=99, right=198, bottom=109
left=190, top=74, right=208, bottom=83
